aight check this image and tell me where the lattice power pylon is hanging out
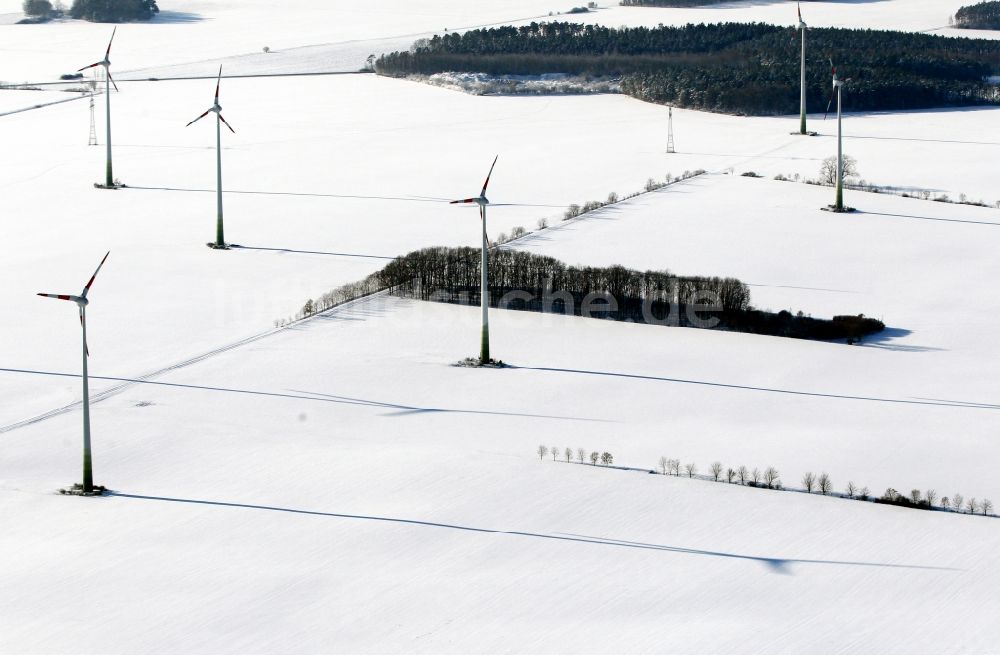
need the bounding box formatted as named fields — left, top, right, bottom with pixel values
left=666, top=106, right=675, bottom=154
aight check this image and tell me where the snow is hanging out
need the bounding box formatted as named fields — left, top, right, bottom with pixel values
left=3, top=295, right=1000, bottom=652
left=1, top=1, right=999, bottom=652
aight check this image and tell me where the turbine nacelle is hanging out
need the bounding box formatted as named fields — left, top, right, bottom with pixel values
left=449, top=155, right=498, bottom=211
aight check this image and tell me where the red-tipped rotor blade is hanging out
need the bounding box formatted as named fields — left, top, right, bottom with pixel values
left=187, top=109, right=211, bottom=126
left=105, top=26, right=117, bottom=58
left=450, top=198, right=478, bottom=204
left=218, top=113, right=236, bottom=133
left=823, top=89, right=836, bottom=120
left=37, top=293, right=74, bottom=301
left=107, top=71, right=119, bottom=93
left=78, top=61, right=102, bottom=72
left=797, top=2, right=802, bottom=23
left=82, top=251, right=110, bottom=298
left=215, top=65, right=223, bottom=102
left=480, top=155, right=498, bottom=197
left=480, top=205, right=485, bottom=222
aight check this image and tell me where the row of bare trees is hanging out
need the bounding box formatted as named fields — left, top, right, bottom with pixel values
left=538, top=445, right=613, bottom=467
left=653, top=458, right=995, bottom=518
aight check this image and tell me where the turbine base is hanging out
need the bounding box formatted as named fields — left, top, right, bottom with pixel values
left=821, top=205, right=857, bottom=213
left=206, top=242, right=231, bottom=250
left=454, top=357, right=507, bottom=369
left=93, top=183, right=124, bottom=190
left=789, top=131, right=819, bottom=136
left=59, top=483, right=108, bottom=497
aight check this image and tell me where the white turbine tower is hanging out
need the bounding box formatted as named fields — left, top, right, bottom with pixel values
left=187, top=66, right=237, bottom=249
left=450, top=156, right=499, bottom=364
left=78, top=28, right=118, bottom=188
left=38, top=252, right=111, bottom=495
left=824, top=60, right=852, bottom=212
left=794, top=2, right=816, bottom=136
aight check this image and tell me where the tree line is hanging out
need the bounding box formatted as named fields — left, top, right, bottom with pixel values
left=376, top=21, right=1000, bottom=115
left=954, top=1, right=1000, bottom=29
left=545, top=451, right=997, bottom=518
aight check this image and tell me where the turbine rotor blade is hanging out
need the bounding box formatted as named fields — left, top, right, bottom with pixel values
left=480, top=155, right=498, bottom=197
left=81, top=251, right=110, bottom=298
left=78, top=62, right=102, bottom=72
left=37, top=293, right=77, bottom=301
left=215, top=64, right=223, bottom=102
left=186, top=109, right=212, bottom=126
left=107, top=70, right=119, bottom=93
left=450, top=198, right=478, bottom=204
left=218, top=113, right=236, bottom=133
left=80, top=307, right=89, bottom=357
left=106, top=26, right=117, bottom=58
left=823, top=90, right=835, bottom=119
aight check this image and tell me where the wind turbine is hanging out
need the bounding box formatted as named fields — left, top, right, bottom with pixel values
left=78, top=28, right=119, bottom=188
left=187, top=66, right=236, bottom=249
left=824, top=60, right=852, bottom=212
left=450, top=156, right=499, bottom=364
left=794, top=3, right=816, bottom=136
left=38, top=252, right=111, bottom=495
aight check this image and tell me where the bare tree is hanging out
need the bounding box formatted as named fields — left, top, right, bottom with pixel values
left=551, top=446, right=558, bottom=461
left=564, top=447, right=573, bottom=463
left=726, top=467, right=736, bottom=484
left=590, top=451, right=600, bottom=466
left=670, top=459, right=681, bottom=476
left=684, top=462, right=697, bottom=478
left=820, top=154, right=858, bottom=184
left=910, top=489, right=922, bottom=505
left=710, top=461, right=723, bottom=482
left=601, top=452, right=613, bottom=466
left=925, top=489, right=937, bottom=507
left=983, top=499, right=994, bottom=516
left=737, top=465, right=748, bottom=485
left=846, top=481, right=857, bottom=499
left=577, top=448, right=586, bottom=464
left=953, top=493, right=964, bottom=513
left=750, top=468, right=761, bottom=485
left=859, top=486, right=870, bottom=501
left=941, top=496, right=951, bottom=510
left=802, top=471, right=816, bottom=493
left=659, top=456, right=668, bottom=475
left=967, top=497, right=978, bottom=514
left=764, top=467, right=780, bottom=489
left=538, top=445, right=548, bottom=461
left=818, top=473, right=833, bottom=495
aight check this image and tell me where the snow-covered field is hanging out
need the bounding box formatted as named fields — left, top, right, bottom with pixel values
left=2, top=1, right=999, bottom=653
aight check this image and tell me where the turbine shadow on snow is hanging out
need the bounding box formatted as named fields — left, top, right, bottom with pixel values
left=230, top=244, right=395, bottom=260
left=508, top=366, right=998, bottom=411
left=857, top=211, right=1000, bottom=228
left=0, top=368, right=606, bottom=424
left=126, top=185, right=453, bottom=204
left=107, top=492, right=953, bottom=574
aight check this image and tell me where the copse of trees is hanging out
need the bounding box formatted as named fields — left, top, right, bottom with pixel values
left=377, top=246, right=884, bottom=342
left=70, top=0, right=158, bottom=22
left=954, top=1, right=1000, bottom=30
left=22, top=0, right=52, bottom=16
left=377, top=22, right=1000, bottom=115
